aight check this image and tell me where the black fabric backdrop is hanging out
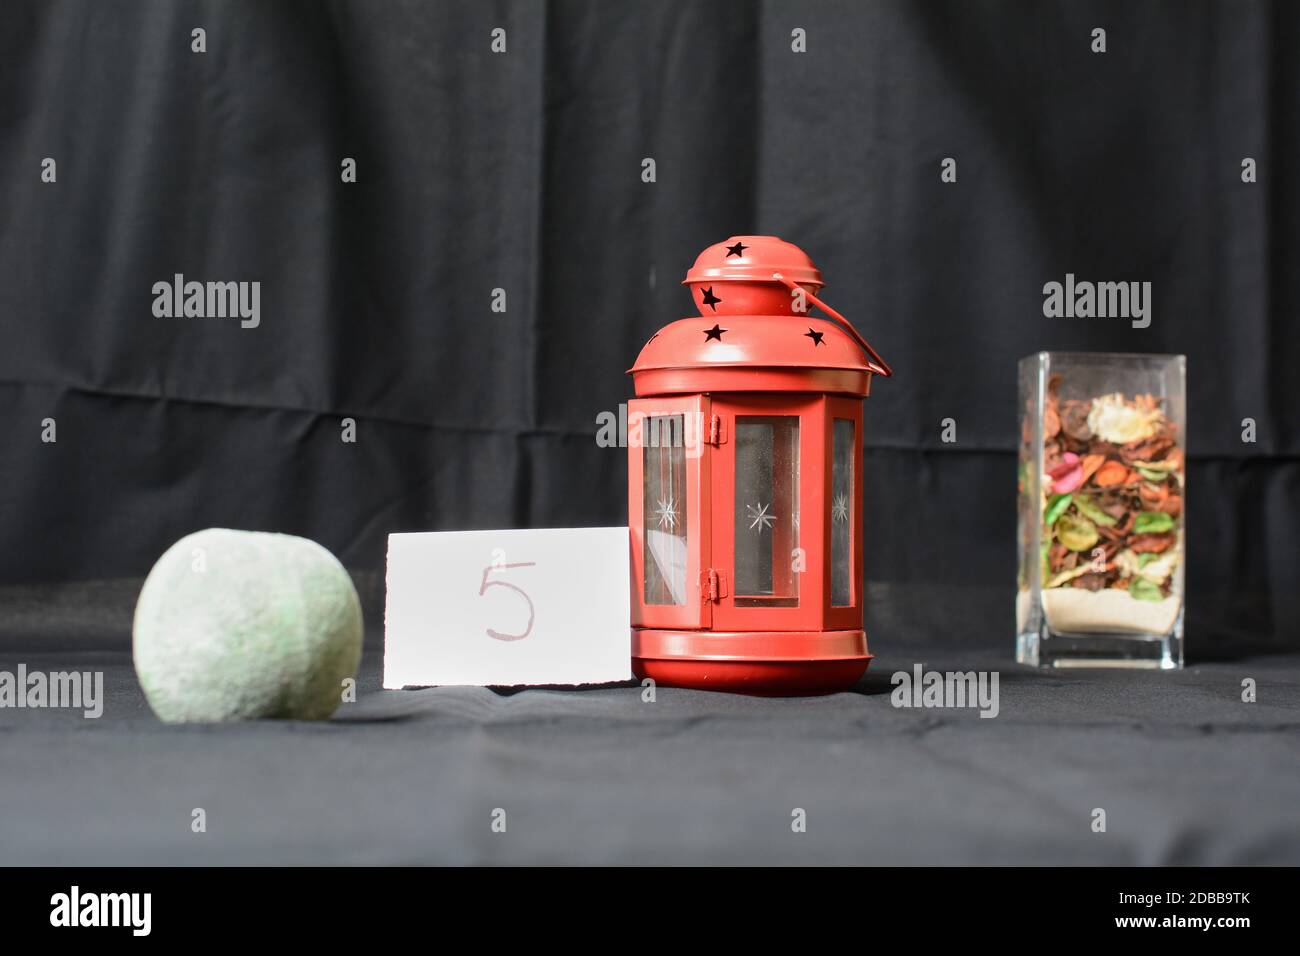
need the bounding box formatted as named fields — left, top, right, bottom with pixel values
left=1, top=0, right=1296, bottom=650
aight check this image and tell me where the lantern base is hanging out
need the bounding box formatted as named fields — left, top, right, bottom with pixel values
left=632, top=628, right=870, bottom=697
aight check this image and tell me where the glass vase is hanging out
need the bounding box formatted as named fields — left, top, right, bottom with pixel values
left=1017, top=352, right=1186, bottom=669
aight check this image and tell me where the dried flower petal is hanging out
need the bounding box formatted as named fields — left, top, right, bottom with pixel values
left=1093, top=460, right=1130, bottom=487
left=1075, top=495, right=1118, bottom=527
left=1087, top=393, right=1163, bottom=445
left=1128, top=533, right=1174, bottom=554
left=1061, top=401, right=1093, bottom=442
left=1134, top=511, right=1175, bottom=534
left=1044, top=493, right=1073, bottom=526
left=1044, top=404, right=1061, bottom=439
left=1079, top=453, right=1106, bottom=485
left=1047, top=452, right=1080, bottom=480
left=1057, top=513, right=1100, bottom=552
left=1129, top=578, right=1165, bottom=602
left=1138, top=482, right=1168, bottom=509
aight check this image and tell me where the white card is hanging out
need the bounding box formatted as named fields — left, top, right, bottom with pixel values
left=383, top=527, right=631, bottom=688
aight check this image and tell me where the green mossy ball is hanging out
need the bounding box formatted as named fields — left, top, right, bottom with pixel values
left=133, top=529, right=363, bottom=722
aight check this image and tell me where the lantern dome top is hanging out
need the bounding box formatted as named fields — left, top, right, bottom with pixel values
left=631, top=235, right=891, bottom=396
left=682, top=235, right=824, bottom=289
left=628, top=314, right=873, bottom=398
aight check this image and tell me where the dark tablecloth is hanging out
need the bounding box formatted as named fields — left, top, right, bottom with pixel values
left=1, top=580, right=1296, bottom=865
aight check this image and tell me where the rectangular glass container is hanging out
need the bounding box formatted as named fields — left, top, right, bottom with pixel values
left=1017, top=353, right=1186, bottom=668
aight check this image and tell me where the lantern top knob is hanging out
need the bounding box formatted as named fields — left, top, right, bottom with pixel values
left=682, top=235, right=824, bottom=294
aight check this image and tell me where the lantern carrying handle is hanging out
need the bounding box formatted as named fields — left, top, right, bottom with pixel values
left=771, top=273, right=893, bottom=377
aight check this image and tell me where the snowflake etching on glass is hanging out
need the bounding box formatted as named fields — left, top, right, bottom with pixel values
left=745, top=502, right=777, bottom=532
left=832, top=494, right=849, bottom=525
left=653, top=496, right=679, bottom=532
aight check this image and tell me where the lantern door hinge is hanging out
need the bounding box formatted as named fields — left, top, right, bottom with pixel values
left=702, top=568, right=727, bottom=603
left=707, top=414, right=726, bottom=446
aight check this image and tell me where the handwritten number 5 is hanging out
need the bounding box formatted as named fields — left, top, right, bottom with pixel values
left=479, top=563, right=537, bottom=642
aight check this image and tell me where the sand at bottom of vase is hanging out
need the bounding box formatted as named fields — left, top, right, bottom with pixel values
left=1038, top=587, right=1181, bottom=636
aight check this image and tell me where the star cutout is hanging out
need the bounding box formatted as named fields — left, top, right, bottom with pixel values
left=700, top=287, right=722, bottom=311
left=805, top=328, right=825, bottom=346
left=725, top=241, right=748, bottom=258
left=703, top=323, right=727, bottom=341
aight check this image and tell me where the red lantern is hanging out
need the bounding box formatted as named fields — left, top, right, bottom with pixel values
left=627, top=236, right=892, bottom=695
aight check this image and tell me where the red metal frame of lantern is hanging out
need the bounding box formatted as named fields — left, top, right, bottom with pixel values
left=627, top=236, right=892, bottom=695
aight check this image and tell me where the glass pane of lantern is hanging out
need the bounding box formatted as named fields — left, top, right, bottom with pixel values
left=734, top=416, right=799, bottom=606
left=643, top=414, right=687, bottom=606
left=831, top=418, right=855, bottom=606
